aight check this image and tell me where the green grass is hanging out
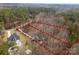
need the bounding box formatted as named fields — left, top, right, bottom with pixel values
left=69, top=32, right=79, bottom=43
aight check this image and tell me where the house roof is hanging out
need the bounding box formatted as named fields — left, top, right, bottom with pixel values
left=8, top=33, right=20, bottom=41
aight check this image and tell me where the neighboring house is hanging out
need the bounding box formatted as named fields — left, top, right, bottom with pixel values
left=25, top=49, right=32, bottom=54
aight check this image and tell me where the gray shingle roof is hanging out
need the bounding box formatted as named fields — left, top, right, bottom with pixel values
left=8, top=33, right=20, bottom=41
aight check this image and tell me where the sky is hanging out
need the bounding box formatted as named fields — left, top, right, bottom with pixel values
left=0, top=0, right=79, bottom=4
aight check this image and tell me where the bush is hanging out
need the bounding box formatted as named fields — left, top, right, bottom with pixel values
left=0, top=42, right=9, bottom=55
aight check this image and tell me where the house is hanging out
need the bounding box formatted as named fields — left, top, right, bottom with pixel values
left=8, top=33, right=20, bottom=41
left=8, top=33, right=22, bottom=47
